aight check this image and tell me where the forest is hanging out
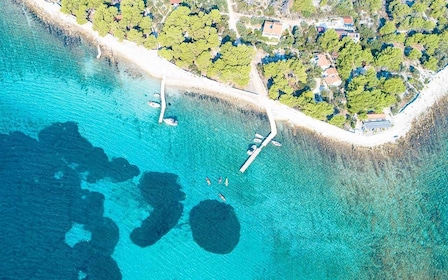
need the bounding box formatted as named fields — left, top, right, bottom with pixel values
left=59, top=0, right=448, bottom=128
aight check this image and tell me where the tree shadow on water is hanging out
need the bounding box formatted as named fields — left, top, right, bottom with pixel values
left=0, top=122, right=141, bottom=279
left=130, top=172, right=186, bottom=247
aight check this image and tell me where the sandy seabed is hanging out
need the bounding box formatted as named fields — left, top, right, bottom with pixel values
left=24, top=0, right=448, bottom=148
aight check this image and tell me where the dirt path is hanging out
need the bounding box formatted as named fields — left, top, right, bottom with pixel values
left=225, top=0, right=240, bottom=37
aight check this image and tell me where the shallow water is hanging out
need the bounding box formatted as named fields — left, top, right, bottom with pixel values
left=1, top=1, right=447, bottom=279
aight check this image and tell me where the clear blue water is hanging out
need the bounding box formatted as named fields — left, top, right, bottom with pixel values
left=1, top=1, right=447, bottom=279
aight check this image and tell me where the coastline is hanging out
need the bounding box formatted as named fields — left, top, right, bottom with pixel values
left=24, top=0, right=448, bottom=148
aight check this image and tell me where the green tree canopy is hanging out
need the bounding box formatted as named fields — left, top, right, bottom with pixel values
left=429, top=0, right=447, bottom=24
left=381, top=77, right=406, bottom=95
left=139, top=17, right=153, bottom=35
left=406, top=33, right=441, bottom=56
left=379, top=21, right=396, bottom=36
left=291, top=0, right=316, bottom=15
left=92, top=5, right=117, bottom=37
left=388, top=0, right=412, bottom=20
left=412, top=3, right=427, bottom=13
left=374, top=47, right=403, bottom=71
left=209, top=43, right=255, bottom=86
left=347, top=89, right=396, bottom=114
left=301, top=101, right=334, bottom=121
left=120, top=0, right=145, bottom=30
left=143, top=35, right=158, bottom=50
left=347, top=68, right=379, bottom=91
left=406, top=48, right=422, bottom=60
left=328, top=115, right=346, bottom=128
left=346, top=69, right=398, bottom=114
left=287, top=91, right=334, bottom=120
left=263, top=58, right=308, bottom=99
left=158, top=6, right=222, bottom=72
left=127, top=28, right=144, bottom=45
left=355, top=0, right=381, bottom=14
left=318, top=29, right=340, bottom=53
left=75, top=5, right=88, bottom=25
left=423, top=56, right=438, bottom=71
left=61, top=0, right=82, bottom=14
left=336, top=38, right=373, bottom=80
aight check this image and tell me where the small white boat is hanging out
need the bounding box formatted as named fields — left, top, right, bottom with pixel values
left=163, top=118, right=178, bottom=126
left=271, top=140, right=282, bottom=147
left=247, top=144, right=257, bottom=155
left=253, top=138, right=262, bottom=143
left=218, top=193, right=226, bottom=202
left=147, top=101, right=161, bottom=108
left=153, top=93, right=160, bottom=97
left=255, top=133, right=264, bottom=139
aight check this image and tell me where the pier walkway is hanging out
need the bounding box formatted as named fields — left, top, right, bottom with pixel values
left=158, top=67, right=167, bottom=124
left=239, top=101, right=277, bottom=173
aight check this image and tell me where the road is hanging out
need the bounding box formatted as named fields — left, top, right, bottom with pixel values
left=222, top=0, right=317, bottom=96
left=225, top=0, right=240, bottom=37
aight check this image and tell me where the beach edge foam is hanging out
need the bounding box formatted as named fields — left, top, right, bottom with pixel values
left=23, top=0, right=448, bottom=148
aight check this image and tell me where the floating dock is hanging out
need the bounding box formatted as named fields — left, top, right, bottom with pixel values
left=239, top=103, right=277, bottom=173
left=158, top=70, right=167, bottom=124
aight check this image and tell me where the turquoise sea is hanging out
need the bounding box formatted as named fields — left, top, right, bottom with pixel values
left=1, top=1, right=447, bottom=279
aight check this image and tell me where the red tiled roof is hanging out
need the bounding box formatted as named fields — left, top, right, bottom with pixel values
left=342, top=16, right=353, bottom=25
left=317, top=54, right=331, bottom=68
left=324, top=75, right=342, bottom=86
left=170, top=0, right=181, bottom=4
left=262, top=21, right=283, bottom=37
left=366, top=113, right=387, bottom=120
left=325, top=67, right=338, bottom=76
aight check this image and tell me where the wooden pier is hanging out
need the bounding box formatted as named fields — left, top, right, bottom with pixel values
left=239, top=102, right=277, bottom=173
left=158, top=70, right=167, bottom=124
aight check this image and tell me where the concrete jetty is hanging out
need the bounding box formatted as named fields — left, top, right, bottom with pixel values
left=158, top=67, right=167, bottom=124
left=239, top=102, right=277, bottom=173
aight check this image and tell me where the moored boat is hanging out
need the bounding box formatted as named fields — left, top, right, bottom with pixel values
left=271, top=140, right=282, bottom=147
left=253, top=138, right=262, bottom=143
left=163, top=118, right=178, bottom=126
left=147, top=101, right=161, bottom=108
left=247, top=144, right=257, bottom=155
left=255, top=133, right=264, bottom=139
left=206, top=177, right=211, bottom=185
left=218, top=177, right=222, bottom=184
left=224, top=177, right=228, bottom=186
left=218, top=193, right=226, bottom=202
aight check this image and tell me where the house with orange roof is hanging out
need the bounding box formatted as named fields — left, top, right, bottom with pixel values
left=324, top=67, right=338, bottom=76
left=323, top=67, right=342, bottom=87
left=323, top=75, right=342, bottom=87
left=262, top=21, right=283, bottom=39
left=316, top=16, right=358, bottom=42
left=342, top=16, right=354, bottom=29
left=315, top=53, right=331, bottom=70
left=366, top=113, right=387, bottom=121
